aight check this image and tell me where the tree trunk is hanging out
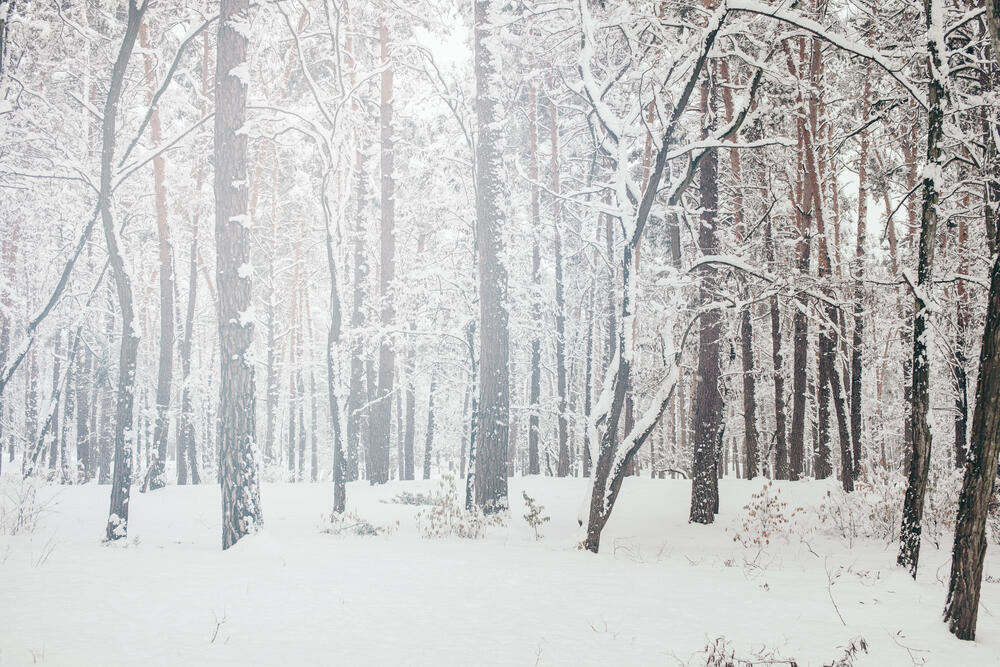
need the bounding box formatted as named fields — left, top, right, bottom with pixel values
left=527, top=84, right=541, bottom=477
left=954, top=206, right=970, bottom=468
left=370, top=18, right=396, bottom=485
left=766, top=217, right=789, bottom=480
left=689, top=70, right=723, bottom=524
left=215, top=0, right=263, bottom=550
left=100, top=1, right=146, bottom=541
left=898, top=0, right=945, bottom=577
left=850, top=65, right=872, bottom=480
left=473, top=0, right=510, bottom=511
left=550, top=97, right=570, bottom=478
left=943, top=217, right=1000, bottom=640
left=138, top=21, right=174, bottom=494
left=403, top=332, right=416, bottom=481
left=423, top=371, right=436, bottom=480
left=178, top=223, right=200, bottom=485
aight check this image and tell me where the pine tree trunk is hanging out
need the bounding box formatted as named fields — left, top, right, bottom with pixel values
left=550, top=97, right=569, bottom=478
left=75, top=350, right=92, bottom=481
left=943, top=217, right=1000, bottom=640
left=527, top=85, right=542, bottom=477
left=370, top=18, right=396, bottom=485
left=403, top=332, right=416, bottom=481
left=898, top=0, right=945, bottom=576
left=689, top=72, right=722, bottom=525
left=766, top=217, right=789, bottom=480
left=473, top=0, right=510, bottom=511
left=850, top=68, right=872, bottom=480
left=423, top=371, right=436, bottom=480
left=100, top=1, right=146, bottom=541
left=178, top=228, right=200, bottom=486
left=139, top=21, right=173, bottom=493
left=215, top=0, right=262, bottom=550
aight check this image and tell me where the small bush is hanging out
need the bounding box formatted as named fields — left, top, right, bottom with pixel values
left=729, top=482, right=804, bottom=552
left=415, top=474, right=506, bottom=539
left=816, top=468, right=906, bottom=546
left=522, top=491, right=550, bottom=540
left=0, top=477, right=50, bottom=536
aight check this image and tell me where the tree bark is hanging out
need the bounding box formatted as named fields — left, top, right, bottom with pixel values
left=527, top=85, right=542, bottom=477
left=102, top=0, right=147, bottom=542
left=550, top=96, right=570, bottom=478
left=943, top=216, right=1000, bottom=640
left=423, top=371, right=436, bottom=480
left=370, top=17, right=396, bottom=485
left=139, top=21, right=174, bottom=493
left=473, top=0, right=510, bottom=511
left=766, top=217, right=789, bottom=480
left=898, top=0, right=945, bottom=577
left=216, top=0, right=263, bottom=550
left=689, top=68, right=723, bottom=524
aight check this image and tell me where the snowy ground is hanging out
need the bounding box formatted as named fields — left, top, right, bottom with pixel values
left=1, top=476, right=997, bottom=666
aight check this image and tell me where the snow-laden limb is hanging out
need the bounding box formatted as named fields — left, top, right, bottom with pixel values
left=727, top=0, right=927, bottom=109
left=688, top=254, right=846, bottom=310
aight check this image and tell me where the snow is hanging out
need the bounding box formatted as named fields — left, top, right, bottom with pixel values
left=2, top=477, right=998, bottom=665
left=228, top=62, right=250, bottom=86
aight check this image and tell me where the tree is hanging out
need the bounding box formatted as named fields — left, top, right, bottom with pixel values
left=101, top=0, right=148, bottom=542
left=898, top=0, right=947, bottom=578
left=215, top=0, right=262, bottom=550
left=473, top=0, right=510, bottom=512
left=370, top=16, right=396, bottom=485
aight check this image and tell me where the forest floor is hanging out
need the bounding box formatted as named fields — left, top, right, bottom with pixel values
left=0, top=474, right=998, bottom=666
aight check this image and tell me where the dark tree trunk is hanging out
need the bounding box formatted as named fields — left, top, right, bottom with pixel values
left=850, top=66, right=872, bottom=479
left=943, top=217, right=1000, bottom=641
left=100, top=1, right=146, bottom=541
left=954, top=209, right=970, bottom=468
left=766, top=217, right=788, bottom=480
left=473, top=0, right=510, bottom=511
left=215, top=0, right=263, bottom=550
left=689, top=75, right=723, bottom=525
left=898, top=0, right=945, bottom=576
left=583, top=286, right=595, bottom=478
left=550, top=97, right=570, bottom=478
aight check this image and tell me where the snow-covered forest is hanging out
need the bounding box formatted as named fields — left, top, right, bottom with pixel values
left=3, top=0, right=1000, bottom=663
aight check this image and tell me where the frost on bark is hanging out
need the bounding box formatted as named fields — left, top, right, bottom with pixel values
left=473, top=0, right=510, bottom=512
left=215, top=0, right=262, bottom=550
left=898, top=0, right=946, bottom=577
